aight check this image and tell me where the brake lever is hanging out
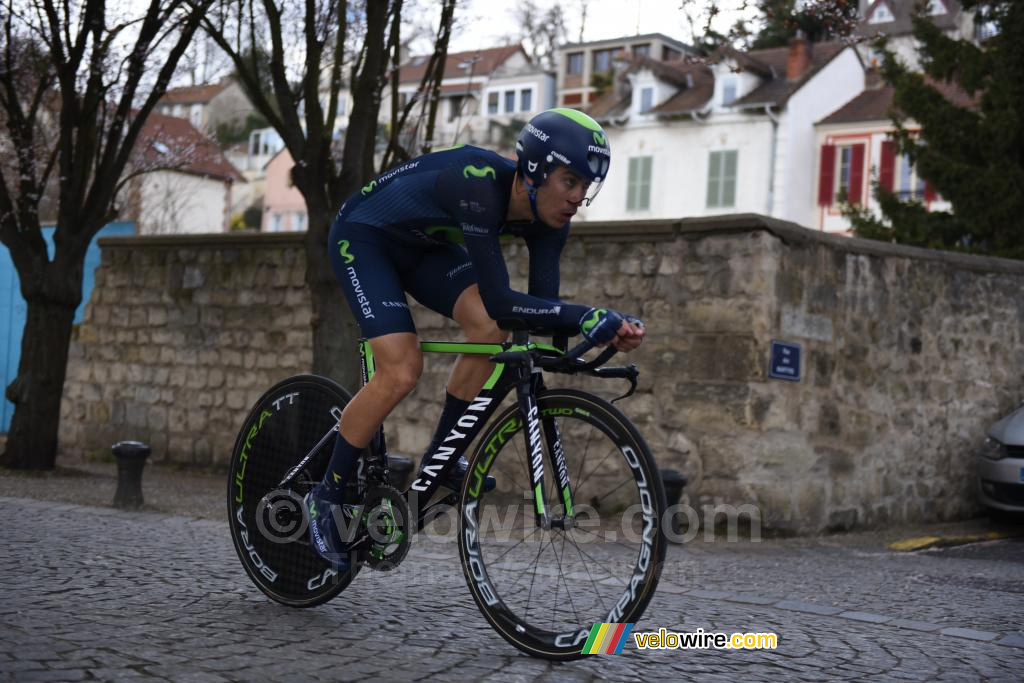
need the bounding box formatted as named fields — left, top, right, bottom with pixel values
left=592, top=363, right=639, bottom=402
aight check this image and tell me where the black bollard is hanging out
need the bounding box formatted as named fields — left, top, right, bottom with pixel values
left=660, top=468, right=689, bottom=542
left=112, top=441, right=152, bottom=509
left=387, top=454, right=414, bottom=491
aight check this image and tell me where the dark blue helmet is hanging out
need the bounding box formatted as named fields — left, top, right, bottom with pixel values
left=515, top=108, right=611, bottom=205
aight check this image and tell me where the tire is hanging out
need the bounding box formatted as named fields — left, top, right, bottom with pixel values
left=227, top=374, right=358, bottom=607
left=458, top=389, right=668, bottom=660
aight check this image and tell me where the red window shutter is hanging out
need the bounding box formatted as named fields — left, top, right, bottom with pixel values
left=849, top=143, right=866, bottom=204
left=924, top=180, right=936, bottom=202
left=879, top=141, right=896, bottom=192
left=818, top=144, right=836, bottom=206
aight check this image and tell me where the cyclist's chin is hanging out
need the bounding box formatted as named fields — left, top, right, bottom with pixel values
left=539, top=211, right=572, bottom=229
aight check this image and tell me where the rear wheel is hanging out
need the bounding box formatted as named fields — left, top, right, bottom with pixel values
left=459, top=389, right=668, bottom=660
left=227, top=374, right=358, bottom=607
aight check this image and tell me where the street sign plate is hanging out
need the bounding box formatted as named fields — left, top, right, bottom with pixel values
left=769, top=340, right=801, bottom=382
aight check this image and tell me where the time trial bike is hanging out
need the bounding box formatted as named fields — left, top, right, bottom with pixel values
left=226, top=324, right=668, bottom=660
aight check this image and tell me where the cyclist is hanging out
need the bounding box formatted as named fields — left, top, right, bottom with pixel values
left=306, top=108, right=645, bottom=568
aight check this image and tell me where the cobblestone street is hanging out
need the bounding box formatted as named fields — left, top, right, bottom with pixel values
left=1, top=492, right=1023, bottom=682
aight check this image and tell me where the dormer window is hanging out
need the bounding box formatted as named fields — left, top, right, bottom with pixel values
left=722, top=77, right=738, bottom=106
left=868, top=1, right=894, bottom=24
left=927, top=0, right=947, bottom=16
left=640, top=87, right=654, bottom=113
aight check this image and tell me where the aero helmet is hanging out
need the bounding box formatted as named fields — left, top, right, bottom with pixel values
left=515, top=108, right=611, bottom=207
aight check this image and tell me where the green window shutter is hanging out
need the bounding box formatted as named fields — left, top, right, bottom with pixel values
left=722, top=150, right=737, bottom=207
left=639, top=157, right=652, bottom=210
left=707, top=151, right=722, bottom=207
left=627, top=157, right=638, bottom=210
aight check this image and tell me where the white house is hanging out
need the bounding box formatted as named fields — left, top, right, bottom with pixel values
left=812, top=80, right=967, bottom=233
left=854, top=0, right=978, bottom=71
left=580, top=38, right=864, bottom=229
left=384, top=44, right=554, bottom=155
left=130, top=113, right=245, bottom=234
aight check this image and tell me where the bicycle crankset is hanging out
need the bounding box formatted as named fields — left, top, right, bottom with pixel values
left=360, top=485, right=411, bottom=571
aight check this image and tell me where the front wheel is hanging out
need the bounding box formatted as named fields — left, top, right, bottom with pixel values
left=459, top=389, right=668, bottom=660
left=227, top=374, right=358, bottom=607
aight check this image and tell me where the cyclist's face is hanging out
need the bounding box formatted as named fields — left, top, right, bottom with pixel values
left=536, top=166, right=590, bottom=227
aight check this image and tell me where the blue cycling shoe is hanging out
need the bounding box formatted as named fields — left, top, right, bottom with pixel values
left=305, top=485, right=360, bottom=571
left=419, top=455, right=496, bottom=492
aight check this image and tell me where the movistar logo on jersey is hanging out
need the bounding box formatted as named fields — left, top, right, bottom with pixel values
left=593, top=131, right=606, bottom=146
left=463, top=164, right=496, bottom=180
left=337, top=240, right=355, bottom=264
left=581, top=308, right=607, bottom=334
left=361, top=179, right=377, bottom=195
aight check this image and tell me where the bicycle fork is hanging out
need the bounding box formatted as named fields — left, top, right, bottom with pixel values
left=515, top=373, right=576, bottom=531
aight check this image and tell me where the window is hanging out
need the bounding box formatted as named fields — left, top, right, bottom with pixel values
left=880, top=140, right=926, bottom=200
left=271, top=213, right=283, bottom=232
left=706, top=150, right=738, bottom=208
left=662, top=46, right=681, bottom=61
left=567, top=52, right=584, bottom=75
left=868, top=2, right=894, bottom=24
left=504, top=90, right=515, bottom=113
left=722, top=77, right=738, bottom=105
left=448, top=95, right=463, bottom=122
left=817, top=143, right=865, bottom=206
left=520, top=88, right=532, bottom=112
left=632, top=44, right=650, bottom=58
left=487, top=92, right=499, bottom=115
left=896, top=154, right=927, bottom=200
left=294, top=212, right=307, bottom=232
left=189, top=103, right=203, bottom=127
left=592, top=49, right=613, bottom=73
left=562, top=93, right=583, bottom=105
left=627, top=157, right=652, bottom=211
left=639, top=87, right=654, bottom=114
left=398, top=92, right=409, bottom=110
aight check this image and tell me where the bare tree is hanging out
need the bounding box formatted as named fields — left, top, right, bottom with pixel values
left=0, top=0, right=212, bottom=470
left=510, top=0, right=569, bottom=71
left=380, top=0, right=458, bottom=168
left=199, top=0, right=449, bottom=390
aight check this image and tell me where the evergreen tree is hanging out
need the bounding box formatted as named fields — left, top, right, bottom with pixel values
left=845, top=1, right=1024, bottom=259
left=749, top=0, right=858, bottom=49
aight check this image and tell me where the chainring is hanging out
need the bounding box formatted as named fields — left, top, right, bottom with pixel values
left=360, top=485, right=411, bottom=571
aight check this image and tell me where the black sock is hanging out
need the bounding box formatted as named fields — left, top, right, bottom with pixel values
left=421, top=392, right=471, bottom=463
left=320, top=432, right=362, bottom=505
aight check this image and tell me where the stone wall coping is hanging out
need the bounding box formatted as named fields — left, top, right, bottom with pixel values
left=98, top=231, right=305, bottom=249
left=99, top=214, right=1024, bottom=275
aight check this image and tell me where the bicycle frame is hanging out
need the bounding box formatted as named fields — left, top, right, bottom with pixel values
left=358, top=333, right=575, bottom=532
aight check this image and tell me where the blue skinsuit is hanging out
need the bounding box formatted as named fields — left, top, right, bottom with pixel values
left=327, top=145, right=589, bottom=338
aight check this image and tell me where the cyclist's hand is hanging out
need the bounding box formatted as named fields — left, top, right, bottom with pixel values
left=579, top=307, right=624, bottom=346
left=612, top=315, right=645, bottom=352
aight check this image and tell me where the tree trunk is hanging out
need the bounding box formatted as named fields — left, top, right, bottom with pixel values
left=1, top=297, right=78, bottom=470
left=305, top=204, right=361, bottom=391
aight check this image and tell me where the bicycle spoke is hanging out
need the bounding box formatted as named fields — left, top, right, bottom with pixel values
left=570, top=525, right=646, bottom=560
left=550, top=529, right=582, bottom=629
left=574, top=444, right=621, bottom=494
left=566, top=529, right=610, bottom=615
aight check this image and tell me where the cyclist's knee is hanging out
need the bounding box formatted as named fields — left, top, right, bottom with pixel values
left=376, top=354, right=422, bottom=397
left=463, top=318, right=508, bottom=343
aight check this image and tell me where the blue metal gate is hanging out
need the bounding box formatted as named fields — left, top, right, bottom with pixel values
left=0, top=221, right=135, bottom=432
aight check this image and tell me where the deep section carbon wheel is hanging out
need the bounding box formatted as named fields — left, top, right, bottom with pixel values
left=227, top=374, right=357, bottom=607
left=459, top=389, right=668, bottom=660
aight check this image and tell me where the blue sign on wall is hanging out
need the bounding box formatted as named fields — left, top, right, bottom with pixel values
left=0, top=221, right=135, bottom=432
left=769, top=340, right=802, bottom=382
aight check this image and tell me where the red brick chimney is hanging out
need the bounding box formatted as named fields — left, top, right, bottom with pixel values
left=786, top=32, right=811, bottom=81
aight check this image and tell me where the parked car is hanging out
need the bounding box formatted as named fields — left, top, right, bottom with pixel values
left=978, top=403, right=1024, bottom=513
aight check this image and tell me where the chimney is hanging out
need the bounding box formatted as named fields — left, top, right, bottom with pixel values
left=786, top=32, right=811, bottom=81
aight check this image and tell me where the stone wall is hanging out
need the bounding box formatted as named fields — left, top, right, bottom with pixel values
left=60, top=215, right=1024, bottom=532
